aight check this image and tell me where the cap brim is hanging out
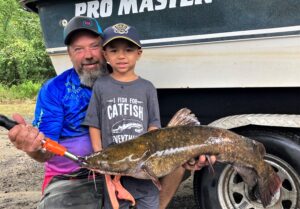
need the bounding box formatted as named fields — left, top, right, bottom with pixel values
left=103, top=36, right=141, bottom=48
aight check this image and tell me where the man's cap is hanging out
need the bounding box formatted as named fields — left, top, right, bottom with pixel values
left=63, top=16, right=103, bottom=45
left=102, top=23, right=141, bottom=48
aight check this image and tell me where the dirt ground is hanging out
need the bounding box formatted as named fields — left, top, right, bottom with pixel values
left=0, top=103, right=197, bottom=209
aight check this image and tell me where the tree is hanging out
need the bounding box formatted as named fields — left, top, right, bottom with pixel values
left=0, top=0, right=55, bottom=86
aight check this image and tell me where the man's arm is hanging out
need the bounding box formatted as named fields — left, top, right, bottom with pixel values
left=33, top=81, right=64, bottom=141
left=8, top=113, right=54, bottom=162
left=11, top=79, right=63, bottom=162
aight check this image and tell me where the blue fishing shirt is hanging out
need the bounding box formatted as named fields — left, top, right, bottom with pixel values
left=33, top=68, right=92, bottom=142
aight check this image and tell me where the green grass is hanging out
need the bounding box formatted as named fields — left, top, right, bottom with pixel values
left=0, top=81, right=41, bottom=102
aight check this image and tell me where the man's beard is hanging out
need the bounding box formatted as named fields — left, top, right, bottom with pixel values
left=77, top=63, right=108, bottom=87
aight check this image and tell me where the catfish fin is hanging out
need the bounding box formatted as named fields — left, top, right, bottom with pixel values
left=234, top=165, right=258, bottom=189
left=141, top=164, right=162, bottom=190
left=234, top=165, right=259, bottom=201
left=257, top=166, right=281, bottom=208
left=167, top=108, right=200, bottom=127
left=253, top=140, right=266, bottom=156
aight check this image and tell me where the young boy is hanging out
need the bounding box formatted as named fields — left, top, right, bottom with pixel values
left=83, top=23, right=161, bottom=209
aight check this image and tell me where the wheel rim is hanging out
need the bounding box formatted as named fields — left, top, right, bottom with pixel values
left=218, top=154, right=300, bottom=209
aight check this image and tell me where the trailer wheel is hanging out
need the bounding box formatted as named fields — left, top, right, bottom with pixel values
left=193, top=129, right=300, bottom=209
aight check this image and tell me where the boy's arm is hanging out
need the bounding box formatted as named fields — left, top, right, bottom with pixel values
left=147, top=84, right=161, bottom=129
left=148, top=126, right=158, bottom=131
left=89, top=127, right=102, bottom=152
left=83, top=81, right=103, bottom=153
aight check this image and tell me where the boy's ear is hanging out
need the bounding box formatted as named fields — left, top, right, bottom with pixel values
left=137, top=48, right=143, bottom=58
left=102, top=49, right=108, bottom=60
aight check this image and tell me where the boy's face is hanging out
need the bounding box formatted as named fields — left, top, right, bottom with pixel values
left=103, top=39, right=142, bottom=76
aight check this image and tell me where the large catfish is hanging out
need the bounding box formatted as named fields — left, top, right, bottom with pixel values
left=84, top=108, right=281, bottom=208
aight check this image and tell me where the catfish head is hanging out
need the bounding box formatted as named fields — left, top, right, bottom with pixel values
left=84, top=143, right=151, bottom=176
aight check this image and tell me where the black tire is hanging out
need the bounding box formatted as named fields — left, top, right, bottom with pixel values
left=193, top=128, right=300, bottom=209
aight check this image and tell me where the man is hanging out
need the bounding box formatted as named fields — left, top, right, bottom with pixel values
left=9, top=15, right=107, bottom=209
left=8, top=16, right=215, bottom=209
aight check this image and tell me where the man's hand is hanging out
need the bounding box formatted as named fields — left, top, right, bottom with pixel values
left=8, top=113, right=44, bottom=154
left=183, top=155, right=216, bottom=171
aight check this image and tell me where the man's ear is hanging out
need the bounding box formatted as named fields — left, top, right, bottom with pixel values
left=67, top=46, right=74, bottom=62
left=67, top=46, right=71, bottom=55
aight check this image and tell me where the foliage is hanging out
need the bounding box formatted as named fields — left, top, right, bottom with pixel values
left=0, top=81, right=42, bottom=101
left=0, top=0, right=55, bottom=86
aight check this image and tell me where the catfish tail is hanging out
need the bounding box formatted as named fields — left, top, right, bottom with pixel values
left=235, top=163, right=281, bottom=208
left=257, top=166, right=281, bottom=208
left=167, top=108, right=200, bottom=127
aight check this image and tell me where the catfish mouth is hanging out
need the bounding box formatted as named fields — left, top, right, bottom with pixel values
left=92, top=159, right=132, bottom=175
left=86, top=159, right=114, bottom=172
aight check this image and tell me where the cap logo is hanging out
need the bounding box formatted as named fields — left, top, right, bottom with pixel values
left=112, top=23, right=130, bottom=34
left=83, top=20, right=93, bottom=27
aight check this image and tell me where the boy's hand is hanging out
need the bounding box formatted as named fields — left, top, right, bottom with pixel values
left=183, top=155, right=216, bottom=170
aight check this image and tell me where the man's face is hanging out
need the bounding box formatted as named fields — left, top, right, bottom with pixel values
left=68, top=31, right=106, bottom=87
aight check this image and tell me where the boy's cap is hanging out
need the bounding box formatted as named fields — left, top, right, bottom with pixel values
left=64, top=16, right=103, bottom=45
left=102, top=23, right=141, bottom=48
